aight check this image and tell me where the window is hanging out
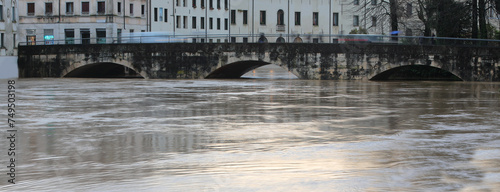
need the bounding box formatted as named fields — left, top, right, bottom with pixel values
left=231, top=10, right=236, bottom=24
left=45, top=3, right=53, bottom=15
left=295, top=12, right=300, bottom=25
left=164, top=9, right=168, bottom=22
left=201, top=17, right=205, bottom=29
left=176, top=16, right=181, bottom=28
left=371, top=0, right=377, bottom=5
left=184, top=16, right=188, bottom=28
left=26, top=29, right=36, bottom=45
left=117, top=29, right=122, bottom=43
left=217, top=0, right=220, bottom=9
left=353, top=15, right=359, bottom=26
left=313, top=12, right=318, bottom=26
left=224, top=0, right=228, bottom=9
left=260, top=11, right=266, bottom=25
left=27, top=3, right=35, bottom=16
left=44, top=29, right=54, bottom=45
left=210, top=0, right=213, bottom=9
left=333, top=13, right=339, bottom=26
left=217, top=18, right=220, bottom=30
left=201, top=0, right=205, bottom=8
left=154, top=8, right=158, bottom=21
left=66, top=2, right=74, bottom=15
left=0, top=5, right=3, bottom=20
left=176, top=0, right=180, bottom=6
left=193, top=0, right=196, bottom=7
left=277, top=10, right=284, bottom=25
left=159, top=8, right=163, bottom=21
left=192, top=17, right=197, bottom=29
left=354, top=0, right=359, bottom=5
left=130, top=4, right=133, bottom=16
left=82, top=2, right=89, bottom=14
left=406, top=3, right=413, bottom=16
left=97, top=1, right=105, bottom=14
left=243, top=10, right=248, bottom=24
left=80, top=29, right=90, bottom=44
left=183, top=0, right=187, bottom=7
left=96, top=29, right=106, bottom=44
left=118, top=2, right=121, bottom=13
left=372, top=16, right=377, bottom=27
left=209, top=17, right=213, bottom=29
left=141, top=5, right=145, bottom=16
left=12, top=6, right=15, bottom=21
left=224, top=18, right=228, bottom=30
left=1, top=33, right=4, bottom=48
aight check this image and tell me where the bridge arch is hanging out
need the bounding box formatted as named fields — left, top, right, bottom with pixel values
left=62, top=62, right=147, bottom=78
left=370, top=65, right=463, bottom=81
left=205, top=60, right=300, bottom=79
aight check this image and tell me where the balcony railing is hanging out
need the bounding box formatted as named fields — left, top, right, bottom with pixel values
left=276, top=25, right=285, bottom=32
left=18, top=33, right=500, bottom=47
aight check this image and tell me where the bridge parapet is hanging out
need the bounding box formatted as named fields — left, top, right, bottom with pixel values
left=18, top=42, right=500, bottom=81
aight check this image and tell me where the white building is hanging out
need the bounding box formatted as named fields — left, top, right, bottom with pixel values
left=0, top=0, right=18, bottom=79
left=0, top=0, right=18, bottom=56
left=17, top=0, right=149, bottom=45
left=150, top=0, right=363, bottom=43
left=151, top=0, right=230, bottom=42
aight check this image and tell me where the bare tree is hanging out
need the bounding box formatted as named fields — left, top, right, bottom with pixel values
left=416, top=0, right=434, bottom=36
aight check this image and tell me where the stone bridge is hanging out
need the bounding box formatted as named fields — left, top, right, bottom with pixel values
left=17, top=42, right=500, bottom=81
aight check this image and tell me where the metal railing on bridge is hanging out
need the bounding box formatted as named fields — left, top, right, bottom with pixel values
left=19, top=33, right=500, bottom=47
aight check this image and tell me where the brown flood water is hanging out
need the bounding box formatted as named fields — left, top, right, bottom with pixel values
left=1, top=68, right=500, bottom=191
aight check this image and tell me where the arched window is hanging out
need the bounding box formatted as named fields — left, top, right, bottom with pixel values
left=277, top=10, right=284, bottom=25
left=276, top=36, right=285, bottom=43
left=293, top=36, right=303, bottom=43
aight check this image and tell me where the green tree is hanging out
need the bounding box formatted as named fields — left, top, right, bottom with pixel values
left=349, top=28, right=369, bottom=34
left=435, top=0, right=471, bottom=38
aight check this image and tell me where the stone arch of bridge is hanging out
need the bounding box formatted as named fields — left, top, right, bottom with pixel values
left=205, top=60, right=301, bottom=79
left=62, top=61, right=147, bottom=79
left=369, top=65, right=463, bottom=81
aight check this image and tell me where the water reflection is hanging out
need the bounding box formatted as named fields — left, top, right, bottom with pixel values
left=241, top=64, right=298, bottom=79
left=1, top=79, right=499, bottom=191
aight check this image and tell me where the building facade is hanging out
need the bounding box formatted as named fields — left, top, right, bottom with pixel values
left=149, top=0, right=364, bottom=43
left=0, top=0, right=18, bottom=56
left=12, top=0, right=500, bottom=46
left=17, top=0, right=148, bottom=45
left=151, top=0, right=230, bottom=42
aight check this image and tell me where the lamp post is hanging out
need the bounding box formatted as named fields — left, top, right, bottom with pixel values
left=252, top=0, right=254, bottom=42
left=287, top=0, right=290, bottom=42
left=329, top=0, right=331, bottom=43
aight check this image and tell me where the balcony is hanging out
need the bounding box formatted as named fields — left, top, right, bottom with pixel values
left=276, top=25, right=285, bottom=32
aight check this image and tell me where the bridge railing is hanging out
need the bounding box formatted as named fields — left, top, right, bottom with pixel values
left=19, top=33, right=500, bottom=47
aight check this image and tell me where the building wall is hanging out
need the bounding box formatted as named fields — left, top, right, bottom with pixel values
left=228, top=0, right=360, bottom=42
left=0, top=0, right=18, bottom=56
left=151, top=0, right=230, bottom=42
left=149, top=0, right=362, bottom=43
left=17, top=0, right=148, bottom=45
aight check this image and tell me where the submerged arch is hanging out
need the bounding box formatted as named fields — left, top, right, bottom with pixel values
left=63, top=62, right=146, bottom=78
left=205, top=61, right=299, bottom=79
left=370, top=65, right=462, bottom=81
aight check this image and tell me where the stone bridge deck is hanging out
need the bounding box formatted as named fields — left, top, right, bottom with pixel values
left=18, top=43, right=500, bottom=81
